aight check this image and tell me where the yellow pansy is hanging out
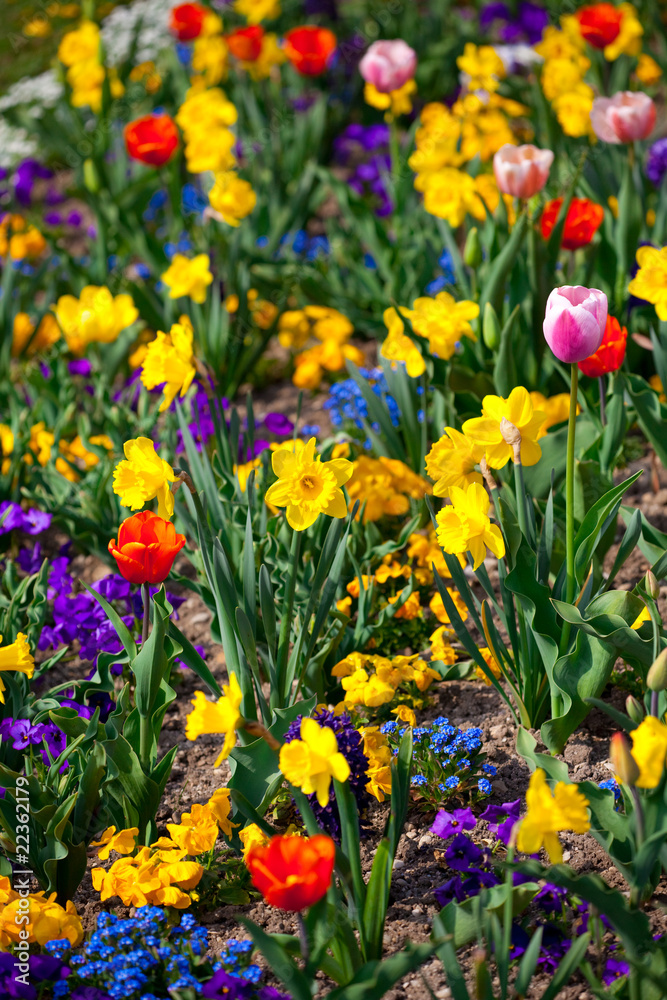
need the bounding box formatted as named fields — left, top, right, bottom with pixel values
left=90, top=826, right=139, bottom=861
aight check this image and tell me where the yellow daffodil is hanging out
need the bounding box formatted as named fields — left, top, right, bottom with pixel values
left=54, top=286, right=138, bottom=354
left=381, top=306, right=425, bottom=377
left=629, top=716, right=667, bottom=788
left=364, top=79, right=417, bottom=118
left=265, top=437, right=352, bottom=531
left=112, top=437, right=176, bottom=519
left=209, top=172, right=257, bottom=226
left=238, top=823, right=270, bottom=858
left=140, top=318, right=197, bottom=412
left=279, top=717, right=351, bottom=807
left=161, top=254, right=213, bottom=304
left=628, top=246, right=667, bottom=320
left=529, top=392, right=577, bottom=434
left=0, top=633, right=34, bottom=703
left=426, top=427, right=484, bottom=496
left=516, top=768, right=590, bottom=863
left=90, top=826, right=139, bottom=861
left=57, top=20, right=100, bottom=65
left=185, top=674, right=244, bottom=765
left=435, top=482, right=505, bottom=570
left=462, top=386, right=546, bottom=469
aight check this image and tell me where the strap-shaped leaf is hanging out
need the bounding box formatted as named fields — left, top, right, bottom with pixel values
left=81, top=579, right=137, bottom=661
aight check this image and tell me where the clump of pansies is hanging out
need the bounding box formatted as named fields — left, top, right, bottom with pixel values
left=381, top=716, right=494, bottom=808
left=43, top=906, right=289, bottom=1000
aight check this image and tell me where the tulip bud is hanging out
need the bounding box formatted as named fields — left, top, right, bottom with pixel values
left=358, top=39, right=417, bottom=93
left=493, top=143, right=554, bottom=199
left=644, top=570, right=660, bottom=600
left=647, top=647, right=667, bottom=692
left=626, top=695, right=644, bottom=724
left=464, top=227, right=482, bottom=269
left=590, top=92, right=656, bottom=144
left=610, top=732, right=639, bottom=786
left=83, top=158, right=100, bottom=194
left=482, top=301, right=501, bottom=350
left=543, top=285, right=608, bottom=363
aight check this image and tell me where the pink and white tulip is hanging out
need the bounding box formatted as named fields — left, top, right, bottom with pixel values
left=590, top=92, right=656, bottom=144
left=543, top=286, right=608, bottom=363
left=493, top=144, right=554, bottom=199
left=359, top=40, right=417, bottom=94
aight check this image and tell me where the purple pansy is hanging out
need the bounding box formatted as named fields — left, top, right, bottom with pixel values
left=445, top=833, right=484, bottom=871
left=431, top=806, right=476, bottom=840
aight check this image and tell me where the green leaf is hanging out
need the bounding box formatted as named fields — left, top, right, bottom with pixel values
left=132, top=588, right=171, bottom=718
left=81, top=580, right=137, bottom=661
left=326, top=943, right=437, bottom=1000
left=239, top=917, right=314, bottom=1000
left=167, top=621, right=221, bottom=697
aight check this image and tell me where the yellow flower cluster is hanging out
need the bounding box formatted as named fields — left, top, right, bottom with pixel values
left=235, top=0, right=281, bottom=22
left=365, top=79, right=417, bottom=119
left=277, top=306, right=363, bottom=390
left=346, top=455, right=431, bottom=523
left=0, top=215, right=46, bottom=261
left=91, top=791, right=235, bottom=908
left=280, top=717, right=351, bottom=806
left=57, top=20, right=123, bottom=112
left=189, top=8, right=227, bottom=86
left=0, top=876, right=83, bottom=948
left=54, top=285, right=138, bottom=354
left=226, top=289, right=278, bottom=329
left=409, top=93, right=526, bottom=225
left=176, top=87, right=238, bottom=175
left=536, top=19, right=594, bottom=138
left=457, top=43, right=506, bottom=93
left=23, top=424, right=113, bottom=483
left=12, top=312, right=61, bottom=357
left=140, top=316, right=197, bottom=411
left=361, top=726, right=393, bottom=801
left=332, top=651, right=440, bottom=712
left=516, top=768, right=590, bottom=863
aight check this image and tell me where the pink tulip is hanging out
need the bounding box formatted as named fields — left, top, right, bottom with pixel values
left=359, top=39, right=417, bottom=94
left=543, top=286, right=608, bottom=363
left=493, top=144, right=554, bottom=199
left=590, top=92, right=656, bottom=144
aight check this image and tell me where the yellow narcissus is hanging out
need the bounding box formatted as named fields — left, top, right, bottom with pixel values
left=265, top=437, right=352, bottom=531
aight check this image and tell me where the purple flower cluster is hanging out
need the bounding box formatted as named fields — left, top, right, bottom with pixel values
left=284, top=709, right=373, bottom=838
left=0, top=717, right=67, bottom=770
left=334, top=123, right=393, bottom=217
left=0, top=502, right=52, bottom=536
left=646, top=138, right=667, bottom=187
left=0, top=952, right=67, bottom=1000
left=479, top=1, right=549, bottom=44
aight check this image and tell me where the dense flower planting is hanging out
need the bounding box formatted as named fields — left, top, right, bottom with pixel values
left=2, top=0, right=667, bottom=996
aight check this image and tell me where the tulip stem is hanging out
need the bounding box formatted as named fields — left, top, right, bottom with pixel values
left=598, top=375, right=606, bottom=426
left=556, top=364, right=579, bottom=705
left=141, top=583, right=151, bottom=646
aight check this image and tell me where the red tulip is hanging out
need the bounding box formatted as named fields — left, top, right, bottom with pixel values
left=283, top=26, right=337, bottom=77
left=540, top=197, right=604, bottom=251
left=227, top=26, right=265, bottom=62
left=109, top=511, right=186, bottom=585
left=124, top=115, right=179, bottom=167
left=578, top=315, right=627, bottom=377
left=575, top=3, right=623, bottom=49
left=245, top=834, right=335, bottom=910
left=170, top=3, right=208, bottom=41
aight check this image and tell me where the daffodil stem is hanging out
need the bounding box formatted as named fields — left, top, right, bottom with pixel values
left=277, top=529, right=302, bottom=705
left=557, top=364, right=579, bottom=683
left=141, top=583, right=150, bottom=646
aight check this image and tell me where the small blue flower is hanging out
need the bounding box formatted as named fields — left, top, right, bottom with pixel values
left=444, top=776, right=460, bottom=790
left=411, top=774, right=428, bottom=786
left=478, top=778, right=492, bottom=794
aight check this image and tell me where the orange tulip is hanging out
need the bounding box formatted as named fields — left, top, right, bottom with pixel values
left=245, top=834, right=335, bottom=910
left=283, top=26, right=336, bottom=77
left=227, top=26, right=265, bottom=62
left=124, top=115, right=179, bottom=167
left=540, top=197, right=604, bottom=251
left=108, top=511, right=186, bottom=585
left=578, top=315, right=627, bottom=377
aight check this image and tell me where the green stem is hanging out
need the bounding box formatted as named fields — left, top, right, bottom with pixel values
left=276, top=529, right=302, bottom=704
left=139, top=583, right=152, bottom=771
left=141, top=582, right=150, bottom=646
left=555, top=364, right=579, bottom=713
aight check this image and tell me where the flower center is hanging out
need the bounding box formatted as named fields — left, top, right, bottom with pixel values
left=299, top=473, right=323, bottom=499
